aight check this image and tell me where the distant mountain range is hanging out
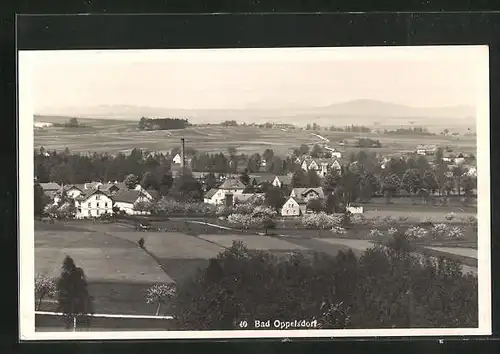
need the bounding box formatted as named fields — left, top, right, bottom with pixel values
left=35, top=99, right=476, bottom=127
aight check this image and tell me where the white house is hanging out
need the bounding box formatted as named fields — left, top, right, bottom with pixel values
left=203, top=178, right=246, bottom=205
left=74, top=190, right=114, bottom=219
left=331, top=160, right=342, bottom=172
left=331, top=151, right=342, bottom=159
left=172, top=153, right=182, bottom=164
left=281, top=197, right=304, bottom=217
left=113, top=190, right=153, bottom=215
left=272, top=175, right=292, bottom=188
left=466, top=167, right=477, bottom=177
left=301, top=160, right=309, bottom=171
left=346, top=205, right=363, bottom=214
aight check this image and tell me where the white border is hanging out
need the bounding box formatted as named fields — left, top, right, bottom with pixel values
left=18, top=46, right=491, bottom=340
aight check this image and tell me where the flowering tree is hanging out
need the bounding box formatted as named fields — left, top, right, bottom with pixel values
left=431, top=224, right=449, bottom=240
left=133, top=200, right=154, bottom=215
left=145, top=283, right=177, bottom=316
left=382, top=173, right=401, bottom=203
left=349, top=214, right=366, bottom=226
left=302, top=212, right=343, bottom=236
left=369, top=229, right=384, bottom=239
left=447, top=227, right=465, bottom=240
left=387, top=227, right=398, bottom=237
left=35, top=273, right=57, bottom=310
left=404, top=226, right=428, bottom=240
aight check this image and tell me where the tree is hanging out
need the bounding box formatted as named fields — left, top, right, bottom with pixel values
left=452, top=166, right=465, bottom=196
left=291, top=169, right=309, bottom=188
left=160, top=172, right=174, bottom=195
left=422, top=170, right=439, bottom=195
left=68, top=117, right=79, bottom=127
left=401, top=169, right=423, bottom=196
left=310, top=144, right=323, bottom=158
left=247, top=153, right=262, bottom=173
left=307, top=198, right=324, bottom=213
left=35, top=273, right=56, bottom=310
left=267, top=156, right=284, bottom=175
left=140, top=171, right=159, bottom=190
left=382, top=173, right=401, bottom=203
left=145, top=283, right=176, bottom=316
left=56, top=256, right=94, bottom=329
left=264, top=186, right=286, bottom=211
left=338, top=169, right=359, bottom=204
left=239, top=170, right=251, bottom=185
left=461, top=175, right=477, bottom=203
left=307, top=169, right=322, bottom=188
left=170, top=172, right=203, bottom=202
left=299, top=144, right=310, bottom=156
left=34, top=182, right=47, bottom=216
left=323, top=169, right=341, bottom=195
left=263, top=149, right=274, bottom=164
left=227, top=147, right=238, bottom=156
left=124, top=174, right=139, bottom=189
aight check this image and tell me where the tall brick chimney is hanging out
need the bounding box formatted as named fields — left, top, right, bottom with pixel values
left=181, top=138, right=185, bottom=170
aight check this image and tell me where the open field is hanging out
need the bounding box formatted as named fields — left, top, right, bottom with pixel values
left=34, top=116, right=477, bottom=156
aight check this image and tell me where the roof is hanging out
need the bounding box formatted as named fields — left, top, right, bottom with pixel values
left=39, top=182, right=61, bottom=191
left=112, top=190, right=144, bottom=204
left=146, top=189, right=160, bottom=200
left=234, top=193, right=262, bottom=203
left=75, top=189, right=111, bottom=202
left=290, top=187, right=325, bottom=201
left=275, top=175, right=292, bottom=185
left=63, top=184, right=83, bottom=192
left=219, top=178, right=246, bottom=190
left=84, top=182, right=103, bottom=190
left=191, top=172, right=210, bottom=179
left=204, top=188, right=218, bottom=199
left=284, top=196, right=307, bottom=206
left=99, top=182, right=126, bottom=192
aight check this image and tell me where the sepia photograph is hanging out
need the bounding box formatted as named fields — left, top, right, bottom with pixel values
left=18, top=46, right=491, bottom=340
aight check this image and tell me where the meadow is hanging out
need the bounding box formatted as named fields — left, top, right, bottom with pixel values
left=33, top=116, right=477, bottom=156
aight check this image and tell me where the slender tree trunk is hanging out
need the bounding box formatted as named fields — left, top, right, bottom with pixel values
left=36, top=295, right=44, bottom=311
left=155, top=302, right=161, bottom=316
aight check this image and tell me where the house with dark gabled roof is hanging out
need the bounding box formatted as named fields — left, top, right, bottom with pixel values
left=113, top=189, right=153, bottom=215
left=203, top=178, right=246, bottom=205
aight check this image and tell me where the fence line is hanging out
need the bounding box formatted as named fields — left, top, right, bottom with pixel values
left=36, top=311, right=174, bottom=320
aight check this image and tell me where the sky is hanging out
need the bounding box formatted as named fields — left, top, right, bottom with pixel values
left=20, top=46, right=487, bottom=113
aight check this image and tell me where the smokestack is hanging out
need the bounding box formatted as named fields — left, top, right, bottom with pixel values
left=181, top=138, right=186, bottom=170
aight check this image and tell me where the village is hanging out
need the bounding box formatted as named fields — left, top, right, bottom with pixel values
left=35, top=137, right=477, bottom=221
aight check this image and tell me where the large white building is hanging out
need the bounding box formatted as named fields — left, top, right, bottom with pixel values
left=74, top=190, right=114, bottom=219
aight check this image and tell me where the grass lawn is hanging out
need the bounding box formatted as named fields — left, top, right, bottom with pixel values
left=35, top=222, right=174, bottom=317
left=198, top=234, right=308, bottom=251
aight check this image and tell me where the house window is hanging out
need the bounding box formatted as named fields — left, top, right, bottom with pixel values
left=96, top=202, right=100, bottom=208
left=96, top=195, right=100, bottom=200
left=87, top=202, right=91, bottom=208
left=88, top=210, right=91, bottom=216
left=96, top=210, right=99, bottom=215
left=105, top=202, right=108, bottom=207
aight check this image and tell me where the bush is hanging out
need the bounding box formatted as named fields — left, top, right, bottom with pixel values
left=445, top=212, right=455, bottom=221
left=154, top=198, right=217, bottom=216
left=349, top=214, right=366, bottom=226
left=331, top=226, right=347, bottom=236
left=369, top=228, right=384, bottom=239
left=138, top=238, right=145, bottom=248
left=169, top=241, right=478, bottom=330
left=420, top=216, right=434, bottom=225
left=404, top=226, right=428, bottom=240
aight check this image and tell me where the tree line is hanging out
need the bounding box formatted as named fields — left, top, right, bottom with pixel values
left=384, top=127, right=436, bottom=136
left=138, top=117, right=191, bottom=130
left=306, top=123, right=372, bottom=133
left=169, top=236, right=477, bottom=329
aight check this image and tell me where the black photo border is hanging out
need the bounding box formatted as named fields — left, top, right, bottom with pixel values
left=7, top=9, right=500, bottom=354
